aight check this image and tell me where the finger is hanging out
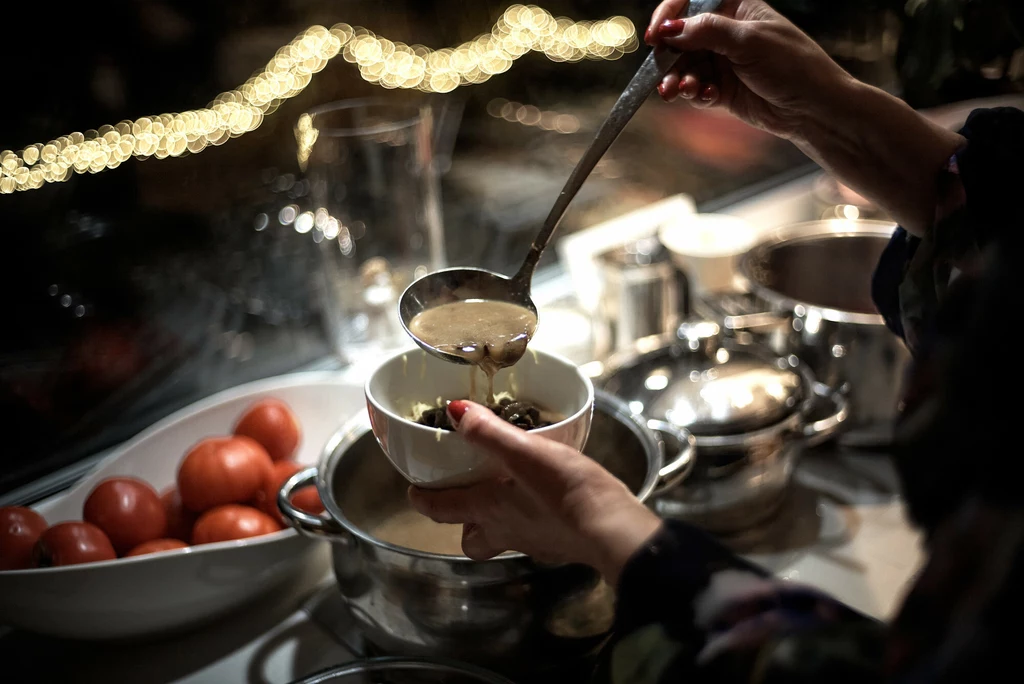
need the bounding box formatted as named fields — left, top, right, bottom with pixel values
left=659, top=12, right=751, bottom=61
left=448, top=401, right=584, bottom=487
left=658, top=52, right=689, bottom=98
left=648, top=0, right=690, bottom=44
left=461, top=523, right=504, bottom=560
left=658, top=71, right=682, bottom=102
left=679, top=73, right=701, bottom=99
left=689, top=57, right=719, bottom=108
left=408, top=483, right=485, bottom=524
left=700, top=83, right=721, bottom=106
left=690, top=83, right=720, bottom=108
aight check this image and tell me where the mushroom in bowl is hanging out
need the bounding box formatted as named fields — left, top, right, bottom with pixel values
left=365, top=347, right=595, bottom=488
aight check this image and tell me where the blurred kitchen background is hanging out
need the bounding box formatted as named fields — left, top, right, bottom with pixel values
left=1, top=0, right=1022, bottom=499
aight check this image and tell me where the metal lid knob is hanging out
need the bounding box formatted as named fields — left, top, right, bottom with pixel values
left=676, top=320, right=721, bottom=358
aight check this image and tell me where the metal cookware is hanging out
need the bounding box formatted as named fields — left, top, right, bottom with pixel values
left=699, top=219, right=910, bottom=447
left=279, top=391, right=694, bottom=676
left=594, top=236, right=685, bottom=357
left=598, top=320, right=848, bottom=534
left=289, top=657, right=515, bottom=684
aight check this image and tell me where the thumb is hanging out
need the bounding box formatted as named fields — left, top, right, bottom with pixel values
left=461, top=523, right=503, bottom=561
left=446, top=400, right=583, bottom=493
left=659, top=13, right=752, bottom=61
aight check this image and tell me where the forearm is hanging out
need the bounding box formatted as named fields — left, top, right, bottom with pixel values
left=795, top=78, right=964, bottom=237
left=586, top=505, right=663, bottom=586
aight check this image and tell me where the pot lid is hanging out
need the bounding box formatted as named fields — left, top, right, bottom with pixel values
left=601, top=321, right=805, bottom=435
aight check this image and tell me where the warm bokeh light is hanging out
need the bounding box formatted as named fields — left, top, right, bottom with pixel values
left=486, top=98, right=580, bottom=133
left=1, top=5, right=636, bottom=194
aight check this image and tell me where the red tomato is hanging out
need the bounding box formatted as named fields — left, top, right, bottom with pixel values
left=291, top=487, right=325, bottom=516
left=192, top=505, right=281, bottom=544
left=177, top=436, right=273, bottom=513
left=0, top=507, right=49, bottom=570
left=33, top=522, right=116, bottom=567
left=83, top=477, right=167, bottom=555
left=255, top=461, right=324, bottom=523
left=161, top=487, right=197, bottom=543
left=234, top=398, right=302, bottom=461
left=125, top=538, right=189, bottom=557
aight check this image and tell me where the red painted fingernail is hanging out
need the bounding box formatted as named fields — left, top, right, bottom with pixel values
left=700, top=85, right=715, bottom=102
left=447, top=400, right=470, bottom=427
left=644, top=26, right=653, bottom=45
left=659, top=18, right=685, bottom=36
left=657, top=81, right=670, bottom=100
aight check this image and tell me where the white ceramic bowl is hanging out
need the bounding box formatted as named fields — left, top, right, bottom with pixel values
left=366, top=348, right=594, bottom=488
left=658, top=213, right=759, bottom=294
left=0, top=372, right=365, bottom=640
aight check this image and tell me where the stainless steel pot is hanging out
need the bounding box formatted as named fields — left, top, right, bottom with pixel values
left=289, top=657, right=516, bottom=684
left=278, top=391, right=694, bottom=675
left=598, top=321, right=848, bottom=535
left=698, top=219, right=910, bottom=447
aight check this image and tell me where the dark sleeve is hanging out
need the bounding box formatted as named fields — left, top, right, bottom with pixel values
left=870, top=107, right=1024, bottom=357
left=871, top=227, right=918, bottom=341
left=873, top=107, right=1024, bottom=527
left=595, top=521, right=883, bottom=684
left=956, top=106, right=1024, bottom=245
left=612, top=521, right=719, bottom=641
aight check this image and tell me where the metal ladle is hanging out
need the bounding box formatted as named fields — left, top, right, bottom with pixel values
left=399, top=2, right=719, bottom=365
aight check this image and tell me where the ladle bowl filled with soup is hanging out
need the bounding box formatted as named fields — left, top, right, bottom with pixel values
left=364, top=347, right=594, bottom=488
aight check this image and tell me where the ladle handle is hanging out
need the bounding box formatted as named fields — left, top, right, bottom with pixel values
left=512, top=0, right=724, bottom=292
left=511, top=47, right=682, bottom=290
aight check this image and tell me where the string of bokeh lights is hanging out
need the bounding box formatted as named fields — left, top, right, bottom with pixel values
left=0, top=5, right=636, bottom=194
left=485, top=98, right=581, bottom=133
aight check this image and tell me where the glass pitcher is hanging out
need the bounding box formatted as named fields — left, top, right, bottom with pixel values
left=296, top=98, right=445, bottom=365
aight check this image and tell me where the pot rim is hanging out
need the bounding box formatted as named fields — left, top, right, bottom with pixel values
left=315, top=390, right=663, bottom=564
left=738, top=219, right=897, bottom=326
left=599, top=331, right=820, bottom=442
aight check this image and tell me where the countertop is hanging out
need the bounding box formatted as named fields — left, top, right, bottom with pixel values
left=0, top=446, right=923, bottom=683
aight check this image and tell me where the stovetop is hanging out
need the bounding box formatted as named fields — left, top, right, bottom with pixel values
left=301, top=586, right=601, bottom=684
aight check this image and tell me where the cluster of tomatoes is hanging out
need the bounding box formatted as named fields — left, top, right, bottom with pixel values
left=0, top=398, right=323, bottom=570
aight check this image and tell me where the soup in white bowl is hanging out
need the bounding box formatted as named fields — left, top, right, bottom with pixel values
left=365, top=348, right=594, bottom=488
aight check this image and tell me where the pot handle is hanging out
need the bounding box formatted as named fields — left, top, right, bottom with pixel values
left=721, top=310, right=786, bottom=332
left=694, top=292, right=785, bottom=334
left=278, top=467, right=346, bottom=539
left=802, top=383, right=850, bottom=447
left=646, top=419, right=697, bottom=496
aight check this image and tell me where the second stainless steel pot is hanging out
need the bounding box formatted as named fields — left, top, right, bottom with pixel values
left=699, top=219, right=910, bottom=447
left=598, top=321, right=847, bottom=534
left=279, top=391, right=694, bottom=676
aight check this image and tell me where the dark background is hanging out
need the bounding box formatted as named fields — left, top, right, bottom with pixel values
left=0, top=0, right=1021, bottom=497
